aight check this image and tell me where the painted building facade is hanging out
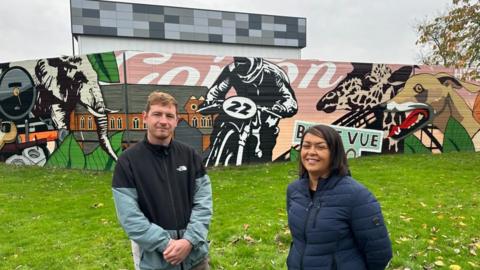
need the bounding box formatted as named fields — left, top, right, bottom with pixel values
left=0, top=51, right=478, bottom=169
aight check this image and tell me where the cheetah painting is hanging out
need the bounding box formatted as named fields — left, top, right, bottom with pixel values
left=316, top=63, right=414, bottom=112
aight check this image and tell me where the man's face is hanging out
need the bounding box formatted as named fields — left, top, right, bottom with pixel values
left=143, top=103, right=178, bottom=145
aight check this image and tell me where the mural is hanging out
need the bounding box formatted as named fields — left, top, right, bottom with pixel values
left=0, top=51, right=478, bottom=170
left=0, top=52, right=121, bottom=168
left=198, top=57, right=298, bottom=166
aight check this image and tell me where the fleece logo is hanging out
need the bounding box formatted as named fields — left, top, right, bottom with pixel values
left=176, top=165, right=187, bottom=172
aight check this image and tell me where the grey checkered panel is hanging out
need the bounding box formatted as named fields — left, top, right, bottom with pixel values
left=70, top=0, right=306, bottom=48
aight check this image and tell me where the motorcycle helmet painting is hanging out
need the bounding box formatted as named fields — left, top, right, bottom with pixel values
left=233, top=57, right=264, bottom=83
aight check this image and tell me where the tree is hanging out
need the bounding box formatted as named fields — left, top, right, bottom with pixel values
left=416, top=0, right=480, bottom=80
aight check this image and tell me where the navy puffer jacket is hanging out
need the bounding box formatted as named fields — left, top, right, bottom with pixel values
left=286, top=174, right=392, bottom=270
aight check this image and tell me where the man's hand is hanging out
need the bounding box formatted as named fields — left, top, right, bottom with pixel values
left=163, top=239, right=193, bottom=265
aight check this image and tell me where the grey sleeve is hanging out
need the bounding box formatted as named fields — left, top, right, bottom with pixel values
left=112, top=188, right=172, bottom=252
left=182, top=174, right=213, bottom=248
left=112, top=160, right=171, bottom=252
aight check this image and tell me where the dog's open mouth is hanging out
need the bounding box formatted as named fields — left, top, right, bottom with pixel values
left=388, top=108, right=429, bottom=139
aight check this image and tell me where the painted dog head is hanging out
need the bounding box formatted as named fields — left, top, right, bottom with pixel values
left=386, top=73, right=480, bottom=140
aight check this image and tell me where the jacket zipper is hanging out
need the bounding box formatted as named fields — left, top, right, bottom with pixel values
left=158, top=156, right=179, bottom=230
left=300, top=200, right=314, bottom=270
left=332, top=234, right=339, bottom=270
left=158, top=155, right=184, bottom=270
left=312, top=205, right=321, bottom=228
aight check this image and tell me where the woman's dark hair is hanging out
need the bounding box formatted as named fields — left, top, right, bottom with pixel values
left=298, top=124, right=349, bottom=177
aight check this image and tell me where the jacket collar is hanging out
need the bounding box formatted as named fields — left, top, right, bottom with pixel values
left=299, top=173, right=343, bottom=193
left=143, top=135, right=172, bottom=156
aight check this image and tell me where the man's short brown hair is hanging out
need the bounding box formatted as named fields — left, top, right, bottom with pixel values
left=145, top=91, right=178, bottom=112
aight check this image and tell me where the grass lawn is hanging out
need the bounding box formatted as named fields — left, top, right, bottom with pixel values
left=0, top=152, right=479, bottom=269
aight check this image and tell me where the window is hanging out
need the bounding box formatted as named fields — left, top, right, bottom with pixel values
left=117, top=118, right=123, bottom=129
left=80, top=116, right=85, bottom=129
left=133, top=117, right=139, bottom=129
left=192, top=117, right=197, bottom=127
left=87, top=116, right=93, bottom=130
left=110, top=117, right=115, bottom=130
left=143, top=121, right=147, bottom=129
left=206, top=116, right=212, bottom=127
left=191, top=103, right=197, bottom=110
left=201, top=116, right=206, bottom=127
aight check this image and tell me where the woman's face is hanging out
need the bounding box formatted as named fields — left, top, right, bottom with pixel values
left=301, top=133, right=331, bottom=179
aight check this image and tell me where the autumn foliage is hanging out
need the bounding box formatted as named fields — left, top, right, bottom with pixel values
left=416, top=0, right=480, bottom=80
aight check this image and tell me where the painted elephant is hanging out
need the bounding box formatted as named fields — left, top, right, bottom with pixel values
left=18, top=55, right=118, bottom=160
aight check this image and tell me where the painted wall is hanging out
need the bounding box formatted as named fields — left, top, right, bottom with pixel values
left=0, top=51, right=479, bottom=169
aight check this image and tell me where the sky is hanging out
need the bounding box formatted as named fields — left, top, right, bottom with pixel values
left=0, top=0, right=452, bottom=64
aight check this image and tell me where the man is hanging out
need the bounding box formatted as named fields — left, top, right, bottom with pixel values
left=198, top=57, right=298, bottom=164
left=112, top=91, right=212, bottom=270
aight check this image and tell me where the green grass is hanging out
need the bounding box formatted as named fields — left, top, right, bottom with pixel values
left=0, top=152, right=479, bottom=269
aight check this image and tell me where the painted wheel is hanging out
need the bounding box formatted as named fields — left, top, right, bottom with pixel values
left=0, top=67, right=36, bottom=120
left=206, top=126, right=240, bottom=167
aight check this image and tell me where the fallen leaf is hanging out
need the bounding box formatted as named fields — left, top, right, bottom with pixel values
left=423, top=263, right=434, bottom=270
left=92, top=203, right=104, bottom=208
left=229, top=236, right=240, bottom=245
left=449, top=265, right=461, bottom=270
left=399, top=236, right=410, bottom=242
left=467, top=261, right=478, bottom=268
left=434, top=260, right=445, bottom=266
left=400, top=215, right=413, bottom=222
left=243, top=234, right=256, bottom=244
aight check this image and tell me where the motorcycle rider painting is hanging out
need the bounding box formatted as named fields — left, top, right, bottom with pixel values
left=198, top=57, right=298, bottom=166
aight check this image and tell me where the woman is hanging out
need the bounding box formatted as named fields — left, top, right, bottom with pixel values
left=286, top=125, right=392, bottom=270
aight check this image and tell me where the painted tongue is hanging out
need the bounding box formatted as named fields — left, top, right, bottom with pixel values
left=388, top=126, right=401, bottom=137
left=388, top=109, right=427, bottom=137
